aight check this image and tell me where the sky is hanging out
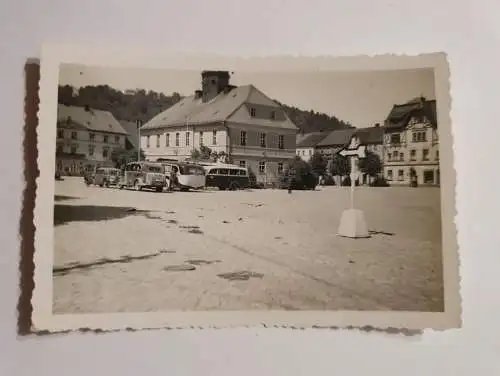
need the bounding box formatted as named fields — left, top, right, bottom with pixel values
left=59, top=64, right=436, bottom=128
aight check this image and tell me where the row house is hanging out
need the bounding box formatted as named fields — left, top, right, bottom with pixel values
left=140, top=70, right=298, bottom=184
left=382, top=97, right=439, bottom=186
left=56, top=104, right=128, bottom=175
left=295, top=132, right=329, bottom=162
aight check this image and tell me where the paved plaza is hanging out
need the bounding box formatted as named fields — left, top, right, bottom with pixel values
left=52, top=177, right=444, bottom=314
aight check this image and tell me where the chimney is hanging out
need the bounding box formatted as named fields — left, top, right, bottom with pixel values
left=194, top=90, right=203, bottom=99
left=200, top=70, right=231, bottom=103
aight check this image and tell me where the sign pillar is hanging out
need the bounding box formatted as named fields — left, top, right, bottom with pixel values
left=337, top=137, right=370, bottom=239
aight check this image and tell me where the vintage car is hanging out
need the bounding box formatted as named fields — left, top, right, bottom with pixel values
left=118, top=162, right=166, bottom=192
left=92, top=167, right=121, bottom=187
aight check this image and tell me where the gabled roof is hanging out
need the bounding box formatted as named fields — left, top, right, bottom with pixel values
left=119, top=120, right=140, bottom=150
left=58, top=105, right=128, bottom=135
left=141, top=84, right=297, bottom=131
left=354, top=126, right=384, bottom=145
left=316, top=128, right=357, bottom=148
left=296, top=132, right=329, bottom=148
left=384, top=97, right=437, bottom=129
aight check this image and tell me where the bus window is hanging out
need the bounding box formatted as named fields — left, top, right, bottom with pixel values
left=229, top=169, right=239, bottom=176
left=219, top=169, right=229, bottom=175
left=238, top=169, right=247, bottom=176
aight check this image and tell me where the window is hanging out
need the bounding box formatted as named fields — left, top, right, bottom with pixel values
left=387, top=152, right=392, bottom=160
left=57, top=130, right=64, bottom=139
left=436, top=150, right=439, bottom=161
left=102, top=147, right=109, bottom=158
left=240, top=131, right=247, bottom=146
left=410, top=149, right=416, bottom=161
left=423, top=170, right=434, bottom=184
left=258, top=161, right=266, bottom=174
left=390, top=134, right=401, bottom=144
left=412, top=131, right=427, bottom=142
left=278, top=135, right=284, bottom=149
left=239, top=160, right=246, bottom=168
left=387, top=170, right=393, bottom=180
left=212, top=130, right=217, bottom=145
left=399, top=153, right=404, bottom=161
left=199, top=131, right=204, bottom=146
left=186, top=132, right=190, bottom=146
left=175, top=133, right=180, bottom=147
left=146, top=136, right=150, bottom=148
left=270, top=111, right=276, bottom=120
left=308, top=149, right=312, bottom=156
left=302, top=150, right=305, bottom=156
left=165, top=133, right=170, bottom=147
left=278, top=162, right=284, bottom=174
left=393, top=150, right=399, bottom=159
left=115, top=135, right=120, bottom=144
left=250, top=107, right=256, bottom=117
left=422, top=149, right=429, bottom=160
left=260, top=133, right=266, bottom=148
left=103, top=135, right=109, bottom=143
left=398, top=169, right=404, bottom=181
left=89, top=133, right=95, bottom=142
left=88, top=145, right=95, bottom=156
left=156, top=135, right=160, bottom=148
left=71, top=131, right=77, bottom=140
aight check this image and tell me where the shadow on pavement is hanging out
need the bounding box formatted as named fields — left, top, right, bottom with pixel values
left=53, top=249, right=173, bottom=276
left=54, top=204, right=148, bottom=226
left=54, top=195, right=81, bottom=201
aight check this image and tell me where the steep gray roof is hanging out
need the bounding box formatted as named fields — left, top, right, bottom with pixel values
left=316, top=128, right=357, bottom=148
left=385, top=97, right=437, bottom=130
left=296, top=132, right=329, bottom=148
left=141, top=84, right=297, bottom=131
left=57, top=105, right=128, bottom=135
left=354, top=126, right=384, bottom=145
left=119, top=120, right=140, bottom=150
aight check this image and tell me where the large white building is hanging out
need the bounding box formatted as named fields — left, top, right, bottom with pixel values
left=140, top=70, right=298, bottom=184
left=56, top=104, right=128, bottom=175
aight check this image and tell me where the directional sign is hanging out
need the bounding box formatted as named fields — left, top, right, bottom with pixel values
left=338, top=136, right=366, bottom=158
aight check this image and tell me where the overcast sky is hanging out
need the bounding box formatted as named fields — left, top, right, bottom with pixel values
left=59, top=64, right=436, bottom=128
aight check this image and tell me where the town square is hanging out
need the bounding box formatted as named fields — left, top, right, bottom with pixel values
left=50, top=63, right=446, bottom=315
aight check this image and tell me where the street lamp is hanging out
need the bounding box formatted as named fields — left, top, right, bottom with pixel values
left=136, top=119, right=143, bottom=161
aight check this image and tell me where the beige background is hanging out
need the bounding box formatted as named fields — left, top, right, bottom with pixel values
left=2, top=0, right=499, bottom=375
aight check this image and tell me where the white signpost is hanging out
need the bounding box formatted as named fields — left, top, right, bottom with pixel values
left=336, top=137, right=371, bottom=238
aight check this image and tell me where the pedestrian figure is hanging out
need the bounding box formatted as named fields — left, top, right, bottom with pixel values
left=287, top=167, right=296, bottom=194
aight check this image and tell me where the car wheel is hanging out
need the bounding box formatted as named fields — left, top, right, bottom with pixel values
left=229, top=181, right=240, bottom=191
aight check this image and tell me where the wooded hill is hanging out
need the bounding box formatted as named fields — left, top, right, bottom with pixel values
left=58, top=84, right=353, bottom=133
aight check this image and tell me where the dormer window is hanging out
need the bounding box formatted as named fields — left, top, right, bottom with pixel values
left=250, top=107, right=256, bottom=117
left=270, top=111, right=276, bottom=120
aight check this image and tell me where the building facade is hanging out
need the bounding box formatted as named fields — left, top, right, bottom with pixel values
left=315, top=128, right=357, bottom=158
left=140, top=71, right=298, bottom=184
left=382, top=97, right=439, bottom=186
left=349, top=125, right=385, bottom=185
left=295, top=132, right=329, bottom=162
left=56, top=105, right=128, bottom=175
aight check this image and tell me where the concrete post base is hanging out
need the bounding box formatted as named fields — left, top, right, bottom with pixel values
left=337, top=208, right=371, bottom=239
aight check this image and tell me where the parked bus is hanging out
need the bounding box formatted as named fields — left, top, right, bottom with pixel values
left=157, top=159, right=206, bottom=191
left=118, top=161, right=166, bottom=192
left=201, top=163, right=250, bottom=190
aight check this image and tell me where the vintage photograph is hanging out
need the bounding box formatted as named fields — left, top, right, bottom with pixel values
left=33, top=50, right=460, bottom=331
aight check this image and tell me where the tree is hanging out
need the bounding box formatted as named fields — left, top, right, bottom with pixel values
left=327, top=153, right=350, bottom=176
left=358, top=150, right=382, bottom=177
left=286, top=156, right=312, bottom=181
left=308, top=152, right=327, bottom=176
left=111, top=147, right=146, bottom=168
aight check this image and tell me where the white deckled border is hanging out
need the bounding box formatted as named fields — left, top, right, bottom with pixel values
left=32, top=45, right=461, bottom=332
